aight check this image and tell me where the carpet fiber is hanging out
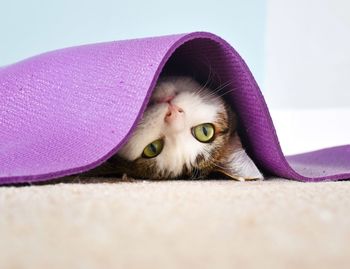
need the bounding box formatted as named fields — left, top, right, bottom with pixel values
left=1, top=178, right=350, bottom=269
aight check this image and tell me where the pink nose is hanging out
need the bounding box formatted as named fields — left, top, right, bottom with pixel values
left=164, top=103, right=184, bottom=123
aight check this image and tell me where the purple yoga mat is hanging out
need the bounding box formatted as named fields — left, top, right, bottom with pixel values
left=0, top=32, right=349, bottom=184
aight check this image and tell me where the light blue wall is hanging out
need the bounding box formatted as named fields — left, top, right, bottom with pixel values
left=0, top=0, right=266, bottom=85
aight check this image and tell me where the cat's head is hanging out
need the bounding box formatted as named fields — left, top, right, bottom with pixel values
left=115, top=76, right=263, bottom=180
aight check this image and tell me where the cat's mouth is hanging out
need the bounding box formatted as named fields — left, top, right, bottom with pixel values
left=156, top=95, right=175, bottom=103
left=151, top=91, right=179, bottom=105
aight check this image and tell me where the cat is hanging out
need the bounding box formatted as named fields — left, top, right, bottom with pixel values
left=86, top=76, right=263, bottom=181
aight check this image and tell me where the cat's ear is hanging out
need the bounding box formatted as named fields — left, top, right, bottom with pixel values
left=215, top=135, right=264, bottom=181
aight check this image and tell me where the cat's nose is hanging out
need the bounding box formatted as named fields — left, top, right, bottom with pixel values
left=164, top=103, right=184, bottom=124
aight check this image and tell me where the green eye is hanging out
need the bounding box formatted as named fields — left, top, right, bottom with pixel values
left=192, top=123, right=215, bottom=143
left=142, top=139, right=164, bottom=158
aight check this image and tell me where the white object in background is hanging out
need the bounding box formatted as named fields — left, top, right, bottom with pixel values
left=265, top=0, right=350, bottom=109
left=269, top=108, right=350, bottom=155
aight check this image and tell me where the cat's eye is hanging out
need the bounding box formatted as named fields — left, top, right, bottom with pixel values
left=142, top=139, right=164, bottom=158
left=192, top=123, right=215, bottom=143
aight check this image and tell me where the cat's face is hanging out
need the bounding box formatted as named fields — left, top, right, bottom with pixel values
left=115, top=76, right=263, bottom=180
left=117, top=76, right=232, bottom=179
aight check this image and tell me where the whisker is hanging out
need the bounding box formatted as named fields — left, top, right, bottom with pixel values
left=199, top=80, right=236, bottom=100
left=198, top=56, right=225, bottom=88
left=202, top=80, right=232, bottom=97
left=210, top=86, right=242, bottom=101
left=202, top=148, right=229, bottom=170
left=190, top=167, right=196, bottom=180
left=211, top=79, right=234, bottom=93
left=192, top=168, right=197, bottom=180
left=193, top=67, right=214, bottom=97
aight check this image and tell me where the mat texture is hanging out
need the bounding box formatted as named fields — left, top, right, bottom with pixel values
left=0, top=32, right=349, bottom=184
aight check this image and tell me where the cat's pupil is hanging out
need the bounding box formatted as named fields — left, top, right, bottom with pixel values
left=202, top=126, right=208, bottom=136
left=150, top=143, right=158, bottom=153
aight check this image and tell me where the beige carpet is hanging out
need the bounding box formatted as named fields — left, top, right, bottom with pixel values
left=1, top=177, right=350, bottom=269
